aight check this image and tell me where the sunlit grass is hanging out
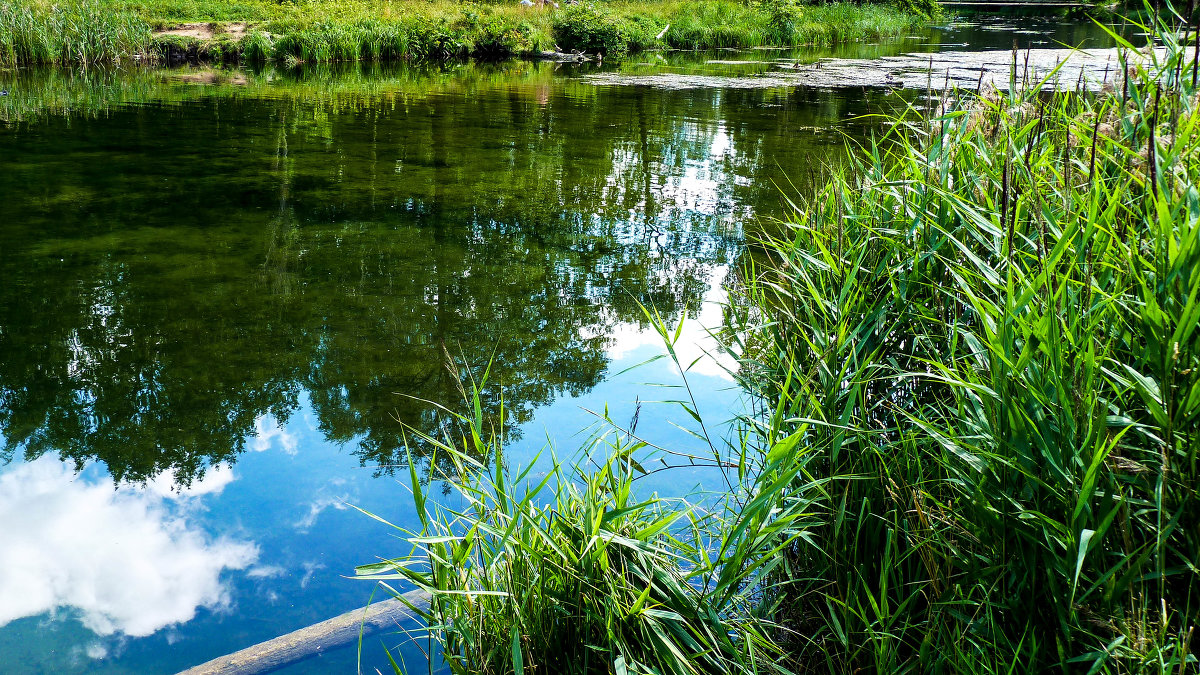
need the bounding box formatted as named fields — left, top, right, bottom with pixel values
left=356, top=340, right=810, bottom=674
left=0, top=0, right=926, bottom=65
left=734, top=8, right=1200, bottom=672
left=0, top=0, right=150, bottom=66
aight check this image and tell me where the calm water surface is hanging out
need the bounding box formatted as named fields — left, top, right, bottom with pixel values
left=0, top=14, right=1120, bottom=674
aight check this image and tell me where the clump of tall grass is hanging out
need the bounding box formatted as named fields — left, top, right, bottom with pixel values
left=267, top=9, right=550, bottom=63
left=549, top=0, right=924, bottom=54
left=660, top=0, right=923, bottom=50
left=0, top=0, right=151, bottom=66
left=356, top=338, right=818, bottom=673
left=735, top=8, right=1200, bottom=672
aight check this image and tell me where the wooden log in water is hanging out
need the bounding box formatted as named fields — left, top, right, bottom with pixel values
left=537, top=50, right=592, bottom=62
left=175, top=589, right=431, bottom=675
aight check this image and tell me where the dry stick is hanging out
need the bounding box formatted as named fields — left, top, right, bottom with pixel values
left=1122, top=48, right=1130, bottom=106
left=1149, top=85, right=1160, bottom=198
left=175, top=590, right=432, bottom=675
left=1011, top=41, right=1019, bottom=94
left=1023, top=46, right=1032, bottom=90
left=1001, top=150, right=1011, bottom=260
left=1194, top=9, right=1200, bottom=88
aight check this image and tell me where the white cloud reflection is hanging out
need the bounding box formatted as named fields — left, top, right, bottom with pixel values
left=604, top=266, right=738, bottom=381
left=142, top=464, right=236, bottom=497
left=0, top=457, right=257, bottom=638
left=294, top=491, right=349, bottom=531
left=251, top=415, right=298, bottom=455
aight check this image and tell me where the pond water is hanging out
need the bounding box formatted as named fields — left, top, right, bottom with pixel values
left=0, top=13, right=1125, bottom=675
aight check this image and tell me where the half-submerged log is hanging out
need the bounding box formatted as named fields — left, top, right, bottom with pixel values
left=537, top=50, right=592, bottom=62
left=175, top=589, right=431, bottom=675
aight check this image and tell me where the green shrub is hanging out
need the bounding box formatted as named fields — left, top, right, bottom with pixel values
left=455, top=10, right=544, bottom=57
left=761, top=0, right=804, bottom=41
left=893, top=0, right=939, bottom=19
left=552, top=3, right=630, bottom=55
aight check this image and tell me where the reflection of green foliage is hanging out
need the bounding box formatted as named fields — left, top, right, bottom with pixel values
left=5, top=64, right=891, bottom=484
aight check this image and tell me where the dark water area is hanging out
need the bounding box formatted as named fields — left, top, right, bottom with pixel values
left=0, top=14, right=1125, bottom=675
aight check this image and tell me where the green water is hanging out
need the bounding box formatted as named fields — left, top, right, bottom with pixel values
left=0, top=15, right=1126, bottom=674
left=0, top=61, right=897, bottom=483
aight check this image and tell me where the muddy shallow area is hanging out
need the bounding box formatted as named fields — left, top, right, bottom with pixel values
left=580, top=12, right=1157, bottom=92
left=583, top=46, right=1165, bottom=91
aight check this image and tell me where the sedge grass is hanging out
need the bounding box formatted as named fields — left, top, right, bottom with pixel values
left=733, top=6, right=1200, bottom=672
left=355, top=344, right=816, bottom=674
left=0, top=0, right=927, bottom=65
left=0, top=0, right=150, bottom=66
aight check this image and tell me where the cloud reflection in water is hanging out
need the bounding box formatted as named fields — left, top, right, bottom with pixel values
left=0, top=458, right=257, bottom=638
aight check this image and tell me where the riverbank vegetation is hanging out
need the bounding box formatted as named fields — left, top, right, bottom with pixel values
left=739, top=13, right=1200, bottom=670
left=0, top=0, right=929, bottom=66
left=360, top=11, right=1200, bottom=675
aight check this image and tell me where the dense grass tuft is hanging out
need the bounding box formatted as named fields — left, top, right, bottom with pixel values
left=661, top=0, right=921, bottom=50
left=0, top=0, right=151, bottom=66
left=356, top=352, right=806, bottom=674
left=737, top=10, right=1200, bottom=673
left=0, top=0, right=925, bottom=65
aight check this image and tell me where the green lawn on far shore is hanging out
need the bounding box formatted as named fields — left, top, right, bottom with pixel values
left=0, top=0, right=931, bottom=65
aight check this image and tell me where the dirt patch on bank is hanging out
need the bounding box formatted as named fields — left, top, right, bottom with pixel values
left=154, top=22, right=250, bottom=41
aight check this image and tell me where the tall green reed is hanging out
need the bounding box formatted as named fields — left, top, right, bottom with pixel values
left=0, top=0, right=151, bottom=66
left=735, top=7, right=1199, bottom=673
left=355, top=330, right=823, bottom=674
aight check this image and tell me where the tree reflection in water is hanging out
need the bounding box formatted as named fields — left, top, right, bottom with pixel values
left=0, top=62, right=894, bottom=485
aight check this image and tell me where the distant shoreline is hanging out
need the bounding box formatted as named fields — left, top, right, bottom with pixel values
left=1, top=0, right=932, bottom=67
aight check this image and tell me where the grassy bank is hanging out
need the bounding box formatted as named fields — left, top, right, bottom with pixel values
left=739, top=13, right=1200, bottom=671
left=359, top=11, right=1199, bottom=675
left=0, top=0, right=929, bottom=66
